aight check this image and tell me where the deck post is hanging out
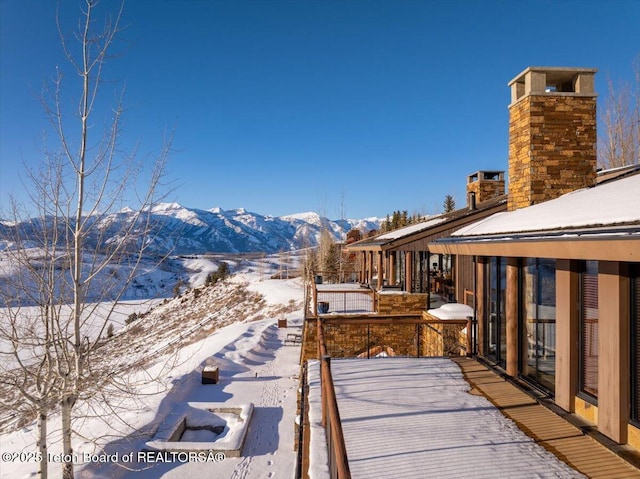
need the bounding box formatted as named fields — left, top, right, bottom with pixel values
left=405, top=251, right=413, bottom=292
left=555, top=259, right=579, bottom=413
left=476, top=257, right=486, bottom=356
left=506, top=258, right=519, bottom=377
left=313, top=281, right=318, bottom=318
left=389, top=251, right=396, bottom=286
left=598, top=261, right=629, bottom=443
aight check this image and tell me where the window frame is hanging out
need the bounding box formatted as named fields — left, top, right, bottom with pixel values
left=578, top=260, right=599, bottom=405
left=519, top=258, right=557, bottom=394
left=630, top=264, right=640, bottom=426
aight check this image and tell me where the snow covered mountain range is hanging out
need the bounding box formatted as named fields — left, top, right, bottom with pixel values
left=0, top=203, right=381, bottom=255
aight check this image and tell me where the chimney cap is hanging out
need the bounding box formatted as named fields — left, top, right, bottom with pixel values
left=467, top=170, right=505, bottom=183
left=508, top=66, right=597, bottom=87
left=509, top=66, right=597, bottom=104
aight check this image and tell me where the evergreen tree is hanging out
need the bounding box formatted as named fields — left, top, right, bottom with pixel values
left=205, top=261, right=230, bottom=286
left=217, top=261, right=230, bottom=279
left=443, top=194, right=456, bottom=213
left=383, top=214, right=391, bottom=232
left=401, top=210, right=408, bottom=226
left=323, top=242, right=340, bottom=283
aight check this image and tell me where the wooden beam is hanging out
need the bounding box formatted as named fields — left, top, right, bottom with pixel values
left=555, top=259, right=579, bottom=413
left=506, top=258, right=519, bottom=377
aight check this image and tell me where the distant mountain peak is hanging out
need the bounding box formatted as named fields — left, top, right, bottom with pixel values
left=1, top=204, right=382, bottom=255
left=151, top=202, right=183, bottom=212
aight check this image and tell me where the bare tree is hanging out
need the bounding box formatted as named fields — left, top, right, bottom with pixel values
left=0, top=198, right=64, bottom=479
left=599, top=59, right=640, bottom=169
left=0, top=1, right=172, bottom=478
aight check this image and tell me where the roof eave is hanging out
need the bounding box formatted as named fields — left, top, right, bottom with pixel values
left=429, top=232, right=640, bottom=261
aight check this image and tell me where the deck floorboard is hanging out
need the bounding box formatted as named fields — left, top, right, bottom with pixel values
left=453, top=357, right=640, bottom=479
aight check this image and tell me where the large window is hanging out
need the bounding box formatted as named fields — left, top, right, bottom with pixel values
left=631, top=265, right=640, bottom=425
left=485, top=257, right=507, bottom=367
left=412, top=251, right=430, bottom=293
left=521, top=259, right=556, bottom=393
left=579, top=261, right=599, bottom=400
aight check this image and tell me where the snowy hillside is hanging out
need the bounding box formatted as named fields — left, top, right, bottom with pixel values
left=0, top=253, right=305, bottom=479
left=0, top=204, right=381, bottom=255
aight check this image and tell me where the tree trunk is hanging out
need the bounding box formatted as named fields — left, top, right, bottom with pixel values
left=38, top=409, right=48, bottom=479
left=61, top=397, right=74, bottom=479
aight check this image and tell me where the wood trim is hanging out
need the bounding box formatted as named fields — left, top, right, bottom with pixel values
left=555, top=259, right=579, bottom=412
left=597, top=261, right=630, bottom=443
left=476, top=257, right=486, bottom=357
left=428, top=237, right=640, bottom=261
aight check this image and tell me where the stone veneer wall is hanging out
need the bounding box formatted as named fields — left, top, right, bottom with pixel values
left=376, top=293, right=428, bottom=315
left=322, top=323, right=419, bottom=357
left=467, top=179, right=505, bottom=204
left=422, top=312, right=468, bottom=356
left=508, top=95, right=597, bottom=211
left=301, top=319, right=318, bottom=364
left=300, top=317, right=467, bottom=361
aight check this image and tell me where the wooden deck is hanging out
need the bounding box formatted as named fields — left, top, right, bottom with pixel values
left=453, top=357, right=640, bottom=479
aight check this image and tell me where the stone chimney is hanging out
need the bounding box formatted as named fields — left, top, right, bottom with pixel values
left=466, top=170, right=505, bottom=209
left=507, top=66, right=597, bottom=211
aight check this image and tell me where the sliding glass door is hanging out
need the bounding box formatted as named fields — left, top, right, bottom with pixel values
left=521, top=259, right=556, bottom=392
left=485, top=257, right=506, bottom=367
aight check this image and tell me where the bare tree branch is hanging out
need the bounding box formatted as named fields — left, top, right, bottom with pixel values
left=599, top=58, right=640, bottom=169
left=0, top=2, right=174, bottom=478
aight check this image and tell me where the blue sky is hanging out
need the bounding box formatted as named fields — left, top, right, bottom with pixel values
left=1, top=0, right=639, bottom=220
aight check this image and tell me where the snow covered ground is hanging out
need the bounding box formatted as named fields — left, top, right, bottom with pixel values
left=81, top=317, right=303, bottom=479
left=0, top=251, right=595, bottom=479
left=0, top=253, right=304, bottom=479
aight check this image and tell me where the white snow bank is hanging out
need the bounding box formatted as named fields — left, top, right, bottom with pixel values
left=428, top=303, right=474, bottom=320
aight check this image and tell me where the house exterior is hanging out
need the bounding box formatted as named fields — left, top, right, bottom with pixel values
left=429, top=66, right=640, bottom=449
left=299, top=66, right=640, bottom=479
left=345, top=171, right=507, bottom=308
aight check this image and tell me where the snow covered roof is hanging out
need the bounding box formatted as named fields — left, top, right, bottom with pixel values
left=347, top=196, right=507, bottom=250
left=375, top=215, right=447, bottom=240
left=453, top=173, right=640, bottom=237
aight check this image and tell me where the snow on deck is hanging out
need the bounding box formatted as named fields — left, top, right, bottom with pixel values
left=314, top=358, right=583, bottom=479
